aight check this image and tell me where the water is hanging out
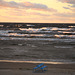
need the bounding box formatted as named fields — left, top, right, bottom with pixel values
left=0, top=25, right=75, bottom=40
left=0, top=23, right=75, bottom=62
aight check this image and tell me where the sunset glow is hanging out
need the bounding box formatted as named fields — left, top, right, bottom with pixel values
left=0, top=0, right=75, bottom=23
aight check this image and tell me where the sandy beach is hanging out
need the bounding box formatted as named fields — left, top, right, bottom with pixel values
left=0, top=60, right=75, bottom=75
left=0, top=40, right=75, bottom=75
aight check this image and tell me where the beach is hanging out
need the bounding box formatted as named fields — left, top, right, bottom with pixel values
left=0, top=60, right=75, bottom=75
left=0, top=40, right=75, bottom=75
left=0, top=23, right=75, bottom=75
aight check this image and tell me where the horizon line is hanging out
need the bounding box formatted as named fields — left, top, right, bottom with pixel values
left=0, top=22, right=75, bottom=24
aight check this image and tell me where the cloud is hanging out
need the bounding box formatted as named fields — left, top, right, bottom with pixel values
left=71, top=4, right=75, bottom=7
left=54, top=12, right=75, bottom=18
left=8, top=9, right=50, bottom=17
left=29, top=12, right=50, bottom=16
left=58, top=0, right=75, bottom=8
left=71, top=8, right=75, bottom=12
left=63, top=7, right=70, bottom=9
left=58, top=0, right=75, bottom=4
left=0, top=0, right=19, bottom=8
left=0, top=0, right=56, bottom=12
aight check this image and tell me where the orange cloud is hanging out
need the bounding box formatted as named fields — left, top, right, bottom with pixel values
left=24, top=2, right=33, bottom=6
left=0, top=0, right=56, bottom=12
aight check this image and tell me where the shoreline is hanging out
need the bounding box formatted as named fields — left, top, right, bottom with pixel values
left=0, top=59, right=75, bottom=75
left=0, top=60, right=75, bottom=69
left=0, top=60, right=75, bottom=64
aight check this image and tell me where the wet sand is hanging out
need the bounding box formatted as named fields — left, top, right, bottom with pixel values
left=0, top=60, right=75, bottom=75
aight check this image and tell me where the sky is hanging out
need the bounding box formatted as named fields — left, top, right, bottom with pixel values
left=0, top=0, right=75, bottom=23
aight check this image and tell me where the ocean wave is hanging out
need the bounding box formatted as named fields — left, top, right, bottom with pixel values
left=0, top=26, right=75, bottom=40
left=55, top=35, right=75, bottom=38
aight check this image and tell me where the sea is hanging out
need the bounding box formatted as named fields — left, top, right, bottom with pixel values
left=0, top=23, right=75, bottom=63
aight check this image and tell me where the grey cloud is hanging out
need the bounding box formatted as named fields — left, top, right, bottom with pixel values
left=0, top=0, right=19, bottom=8
left=71, top=4, right=75, bottom=7
left=63, top=7, right=70, bottom=9
left=58, top=0, right=75, bottom=8
left=58, top=0, right=75, bottom=4
left=0, top=0, right=56, bottom=12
